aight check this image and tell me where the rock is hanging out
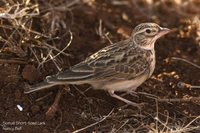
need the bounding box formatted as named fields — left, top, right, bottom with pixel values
left=22, top=65, right=40, bottom=83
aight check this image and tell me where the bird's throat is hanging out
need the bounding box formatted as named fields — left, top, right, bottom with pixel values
left=137, top=42, right=155, bottom=50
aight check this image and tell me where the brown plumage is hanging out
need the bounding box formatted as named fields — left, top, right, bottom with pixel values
left=25, top=23, right=170, bottom=108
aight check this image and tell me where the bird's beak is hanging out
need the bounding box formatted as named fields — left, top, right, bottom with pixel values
left=158, top=27, right=171, bottom=37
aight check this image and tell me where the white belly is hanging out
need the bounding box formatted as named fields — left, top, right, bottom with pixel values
left=103, top=74, right=148, bottom=92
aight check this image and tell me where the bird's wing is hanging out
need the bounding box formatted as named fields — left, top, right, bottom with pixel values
left=47, top=39, right=151, bottom=83
left=89, top=50, right=150, bottom=81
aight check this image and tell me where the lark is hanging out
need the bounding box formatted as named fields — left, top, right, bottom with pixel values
left=25, top=23, right=170, bottom=108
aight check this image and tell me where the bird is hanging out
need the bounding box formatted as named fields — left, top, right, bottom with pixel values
left=24, top=23, right=170, bottom=108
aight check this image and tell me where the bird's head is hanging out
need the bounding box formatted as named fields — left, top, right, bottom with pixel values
left=132, top=23, right=171, bottom=50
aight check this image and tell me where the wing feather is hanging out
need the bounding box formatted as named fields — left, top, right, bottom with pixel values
left=49, top=39, right=151, bottom=83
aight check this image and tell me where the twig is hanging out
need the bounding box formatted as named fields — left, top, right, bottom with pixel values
left=42, top=0, right=81, bottom=12
left=114, top=119, right=129, bottom=132
left=148, top=100, right=200, bottom=133
left=72, top=108, right=114, bottom=133
left=0, top=24, right=52, bottom=38
left=111, top=1, right=129, bottom=5
left=157, top=97, right=200, bottom=103
left=104, top=32, right=113, bottom=44
left=45, top=88, right=65, bottom=118
left=154, top=115, right=200, bottom=132
left=0, top=59, right=27, bottom=64
left=38, top=40, right=72, bottom=57
left=98, top=19, right=103, bottom=37
left=29, top=47, right=41, bottom=65
left=38, top=49, right=52, bottom=68
left=155, top=98, right=159, bottom=132
left=50, top=53, right=62, bottom=71
left=54, top=110, right=63, bottom=133
left=35, top=92, right=53, bottom=102
left=0, top=3, right=39, bottom=20
left=42, top=30, right=73, bottom=64
left=181, top=116, right=200, bottom=132
left=177, top=82, right=200, bottom=89
left=172, top=57, right=200, bottom=69
left=96, top=19, right=113, bottom=44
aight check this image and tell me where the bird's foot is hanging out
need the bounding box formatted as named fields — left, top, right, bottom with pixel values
left=123, top=90, right=158, bottom=99
left=109, top=90, right=146, bottom=109
left=136, top=91, right=158, bottom=99
left=126, top=100, right=146, bottom=110
left=127, top=90, right=139, bottom=98
left=121, top=90, right=139, bottom=98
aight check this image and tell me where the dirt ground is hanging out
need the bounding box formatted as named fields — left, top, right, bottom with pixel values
left=0, top=0, right=200, bottom=133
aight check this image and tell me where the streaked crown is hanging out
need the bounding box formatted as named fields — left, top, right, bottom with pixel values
left=132, top=23, right=170, bottom=50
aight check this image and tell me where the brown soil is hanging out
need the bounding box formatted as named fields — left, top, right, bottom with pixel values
left=0, top=0, right=200, bottom=133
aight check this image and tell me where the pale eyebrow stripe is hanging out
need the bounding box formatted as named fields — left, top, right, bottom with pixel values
left=136, top=27, right=158, bottom=35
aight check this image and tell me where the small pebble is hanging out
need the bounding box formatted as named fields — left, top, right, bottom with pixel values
left=31, top=105, right=40, bottom=114
left=17, top=104, right=23, bottom=111
left=22, top=65, right=40, bottom=83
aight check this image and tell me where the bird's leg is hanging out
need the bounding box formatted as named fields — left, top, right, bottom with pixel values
left=121, top=89, right=139, bottom=98
left=108, top=90, right=143, bottom=109
left=120, top=88, right=139, bottom=98
left=136, top=91, right=158, bottom=99
left=122, top=89, right=157, bottom=99
left=123, top=90, right=158, bottom=101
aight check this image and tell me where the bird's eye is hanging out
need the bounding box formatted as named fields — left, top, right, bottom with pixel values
left=145, top=29, right=151, bottom=34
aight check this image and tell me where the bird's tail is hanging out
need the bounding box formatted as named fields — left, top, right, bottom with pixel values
left=24, top=81, right=58, bottom=93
